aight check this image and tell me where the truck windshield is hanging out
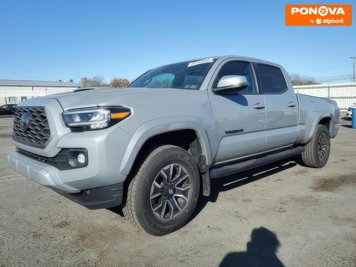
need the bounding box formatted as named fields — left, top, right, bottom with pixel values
left=129, top=58, right=216, bottom=90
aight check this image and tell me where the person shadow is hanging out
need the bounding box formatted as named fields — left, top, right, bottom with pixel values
left=219, top=227, right=285, bottom=267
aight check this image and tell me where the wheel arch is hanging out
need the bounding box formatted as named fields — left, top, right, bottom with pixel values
left=119, top=118, right=213, bottom=196
left=319, top=117, right=331, bottom=132
left=298, top=114, right=333, bottom=145
left=309, top=115, right=332, bottom=140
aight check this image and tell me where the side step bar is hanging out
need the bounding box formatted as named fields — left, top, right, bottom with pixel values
left=210, top=146, right=304, bottom=179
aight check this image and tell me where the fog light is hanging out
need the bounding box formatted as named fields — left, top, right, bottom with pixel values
left=67, top=149, right=88, bottom=168
left=77, top=153, right=86, bottom=164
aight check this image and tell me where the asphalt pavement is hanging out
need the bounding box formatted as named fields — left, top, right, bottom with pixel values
left=0, top=116, right=355, bottom=266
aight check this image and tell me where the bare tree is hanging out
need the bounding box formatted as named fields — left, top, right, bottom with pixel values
left=110, top=78, right=130, bottom=88
left=290, top=73, right=318, bottom=86
left=80, top=76, right=107, bottom=87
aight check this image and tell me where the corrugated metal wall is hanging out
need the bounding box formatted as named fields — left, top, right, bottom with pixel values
left=0, top=86, right=76, bottom=105
left=294, top=83, right=356, bottom=110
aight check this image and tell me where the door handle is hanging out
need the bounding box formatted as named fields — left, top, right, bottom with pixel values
left=254, top=102, right=265, bottom=109
left=288, top=102, right=296, bottom=108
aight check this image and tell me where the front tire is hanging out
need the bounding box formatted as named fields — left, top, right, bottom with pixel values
left=123, top=145, right=200, bottom=236
left=301, top=124, right=331, bottom=168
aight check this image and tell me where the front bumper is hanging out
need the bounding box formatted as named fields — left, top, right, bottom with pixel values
left=55, top=182, right=124, bottom=209
left=8, top=124, right=131, bottom=190
left=8, top=150, right=61, bottom=189
left=7, top=150, right=125, bottom=208
left=8, top=120, right=132, bottom=208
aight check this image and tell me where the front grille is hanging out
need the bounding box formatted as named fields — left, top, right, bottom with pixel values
left=13, top=107, right=51, bottom=148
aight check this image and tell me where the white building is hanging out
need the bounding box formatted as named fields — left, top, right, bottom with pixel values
left=0, top=80, right=79, bottom=106
left=1, top=79, right=355, bottom=111
left=294, top=83, right=356, bottom=111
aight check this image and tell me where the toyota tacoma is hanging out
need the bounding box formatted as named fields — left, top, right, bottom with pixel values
left=8, top=56, right=339, bottom=235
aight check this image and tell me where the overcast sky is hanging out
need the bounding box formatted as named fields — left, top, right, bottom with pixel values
left=0, top=0, right=355, bottom=83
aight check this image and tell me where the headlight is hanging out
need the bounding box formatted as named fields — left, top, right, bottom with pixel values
left=62, top=106, right=131, bottom=131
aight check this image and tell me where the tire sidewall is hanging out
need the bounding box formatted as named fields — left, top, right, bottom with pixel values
left=313, top=125, right=331, bottom=167
left=136, top=147, right=200, bottom=235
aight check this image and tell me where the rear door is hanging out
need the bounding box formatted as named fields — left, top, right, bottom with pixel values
left=253, top=63, right=298, bottom=150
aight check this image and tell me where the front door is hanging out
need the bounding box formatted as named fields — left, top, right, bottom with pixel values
left=208, top=60, right=267, bottom=165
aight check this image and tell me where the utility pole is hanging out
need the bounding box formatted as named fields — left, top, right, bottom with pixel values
left=351, top=56, right=356, bottom=83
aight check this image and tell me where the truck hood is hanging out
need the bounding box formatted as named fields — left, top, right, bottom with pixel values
left=44, top=87, right=185, bottom=110
left=21, top=87, right=211, bottom=137
left=20, top=88, right=211, bottom=148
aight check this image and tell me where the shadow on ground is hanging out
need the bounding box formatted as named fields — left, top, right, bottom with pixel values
left=109, top=157, right=300, bottom=220
left=340, top=118, right=352, bottom=128
left=192, top=157, right=299, bottom=220
left=219, top=227, right=284, bottom=267
left=341, top=124, right=352, bottom=128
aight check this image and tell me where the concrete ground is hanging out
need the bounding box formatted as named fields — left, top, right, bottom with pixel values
left=0, top=116, right=355, bottom=266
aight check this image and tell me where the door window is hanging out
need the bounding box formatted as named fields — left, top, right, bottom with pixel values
left=254, top=64, right=287, bottom=94
left=213, top=61, right=256, bottom=94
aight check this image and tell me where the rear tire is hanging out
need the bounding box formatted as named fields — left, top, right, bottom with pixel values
left=122, top=145, right=200, bottom=236
left=301, top=124, right=330, bottom=168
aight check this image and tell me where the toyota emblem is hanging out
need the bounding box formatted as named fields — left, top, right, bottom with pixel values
left=20, top=113, right=30, bottom=131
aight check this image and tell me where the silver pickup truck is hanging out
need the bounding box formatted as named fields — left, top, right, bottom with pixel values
left=8, top=56, right=339, bottom=235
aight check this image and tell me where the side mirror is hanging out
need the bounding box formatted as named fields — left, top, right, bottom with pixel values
left=214, top=75, right=248, bottom=94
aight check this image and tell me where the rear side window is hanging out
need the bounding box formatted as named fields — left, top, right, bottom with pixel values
left=254, top=64, right=287, bottom=94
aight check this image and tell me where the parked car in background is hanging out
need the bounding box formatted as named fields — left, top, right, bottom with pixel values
left=345, top=104, right=356, bottom=119
left=0, top=104, right=17, bottom=115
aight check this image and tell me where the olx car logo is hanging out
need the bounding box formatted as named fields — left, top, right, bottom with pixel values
left=20, top=113, right=30, bottom=131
